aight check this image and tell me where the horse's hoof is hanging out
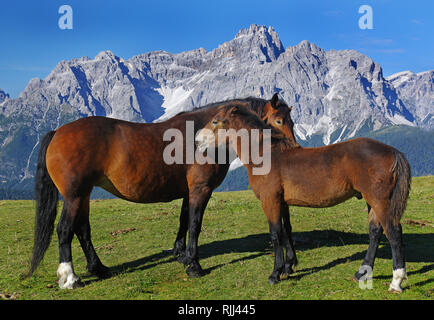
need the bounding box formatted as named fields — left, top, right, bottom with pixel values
left=388, top=286, right=403, bottom=294
left=91, top=265, right=112, bottom=279
left=186, top=264, right=206, bottom=278
left=353, top=266, right=371, bottom=281
left=268, top=275, right=280, bottom=285
left=388, top=268, right=407, bottom=293
left=58, top=276, right=83, bottom=290
left=71, top=280, right=85, bottom=289
left=57, top=262, right=82, bottom=289
left=353, top=272, right=362, bottom=282
left=87, top=264, right=112, bottom=279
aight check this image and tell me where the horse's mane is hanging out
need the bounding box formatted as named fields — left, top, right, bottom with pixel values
left=226, top=104, right=297, bottom=151
left=173, top=97, right=269, bottom=118
left=171, top=97, right=298, bottom=150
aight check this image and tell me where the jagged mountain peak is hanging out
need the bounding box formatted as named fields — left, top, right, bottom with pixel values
left=0, top=88, right=9, bottom=106
left=235, top=24, right=279, bottom=40
left=220, top=24, right=285, bottom=62
left=95, top=50, right=116, bottom=59
left=387, top=69, right=434, bottom=129
left=0, top=25, right=431, bottom=191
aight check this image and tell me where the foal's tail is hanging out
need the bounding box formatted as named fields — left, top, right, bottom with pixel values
left=26, top=130, right=59, bottom=278
left=389, top=150, right=411, bottom=226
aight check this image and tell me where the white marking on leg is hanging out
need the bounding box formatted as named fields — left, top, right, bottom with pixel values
left=57, top=262, right=81, bottom=289
left=388, top=268, right=407, bottom=292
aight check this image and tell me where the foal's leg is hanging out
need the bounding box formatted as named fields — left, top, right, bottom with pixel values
left=75, top=195, right=111, bottom=279
left=369, top=201, right=407, bottom=292
left=179, top=187, right=212, bottom=278
left=268, top=219, right=286, bottom=284
left=262, top=200, right=286, bottom=284
left=173, top=196, right=189, bottom=259
left=354, top=204, right=383, bottom=282
left=387, top=222, right=407, bottom=293
left=56, top=197, right=83, bottom=289
left=281, top=204, right=297, bottom=275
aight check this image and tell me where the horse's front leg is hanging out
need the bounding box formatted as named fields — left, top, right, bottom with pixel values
left=178, top=186, right=212, bottom=278
left=173, top=196, right=189, bottom=259
left=263, top=199, right=286, bottom=284
left=281, top=203, right=297, bottom=275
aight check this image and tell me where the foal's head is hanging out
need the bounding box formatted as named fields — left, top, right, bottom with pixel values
left=261, top=94, right=299, bottom=147
left=196, top=104, right=296, bottom=152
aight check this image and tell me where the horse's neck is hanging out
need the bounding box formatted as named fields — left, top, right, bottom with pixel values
left=164, top=110, right=214, bottom=130
left=229, top=125, right=276, bottom=171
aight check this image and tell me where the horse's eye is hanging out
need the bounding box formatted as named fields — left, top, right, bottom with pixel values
left=212, top=120, right=218, bottom=126
left=275, top=119, right=282, bottom=125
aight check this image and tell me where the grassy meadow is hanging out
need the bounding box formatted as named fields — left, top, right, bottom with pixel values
left=0, top=176, right=432, bottom=300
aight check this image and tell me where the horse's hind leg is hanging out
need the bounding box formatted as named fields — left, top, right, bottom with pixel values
left=281, top=203, right=297, bottom=275
left=173, top=196, right=189, bottom=259
left=365, top=200, right=407, bottom=292
left=387, top=222, right=407, bottom=292
left=74, top=195, right=111, bottom=279
left=56, top=197, right=83, bottom=289
left=354, top=204, right=383, bottom=282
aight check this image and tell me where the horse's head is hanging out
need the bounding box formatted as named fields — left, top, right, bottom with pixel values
left=195, top=104, right=288, bottom=152
left=261, top=93, right=299, bottom=148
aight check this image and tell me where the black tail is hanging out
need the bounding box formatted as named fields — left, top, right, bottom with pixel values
left=26, top=130, right=59, bottom=277
left=389, top=150, right=411, bottom=226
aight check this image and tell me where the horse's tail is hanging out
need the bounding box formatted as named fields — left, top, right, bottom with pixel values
left=389, top=150, right=411, bottom=226
left=26, top=130, right=59, bottom=278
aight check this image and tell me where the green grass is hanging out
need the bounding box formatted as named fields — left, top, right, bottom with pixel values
left=0, top=176, right=433, bottom=300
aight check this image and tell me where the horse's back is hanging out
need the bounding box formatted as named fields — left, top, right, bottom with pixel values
left=279, top=137, right=397, bottom=207
left=45, top=116, right=187, bottom=200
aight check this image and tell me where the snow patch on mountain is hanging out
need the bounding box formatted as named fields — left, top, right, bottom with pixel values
left=156, top=86, right=195, bottom=121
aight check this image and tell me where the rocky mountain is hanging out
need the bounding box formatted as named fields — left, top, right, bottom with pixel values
left=0, top=24, right=432, bottom=196
left=387, top=70, right=434, bottom=130
left=0, top=89, right=9, bottom=104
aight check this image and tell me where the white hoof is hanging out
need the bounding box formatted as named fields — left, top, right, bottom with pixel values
left=57, top=262, right=82, bottom=289
left=388, top=268, right=407, bottom=293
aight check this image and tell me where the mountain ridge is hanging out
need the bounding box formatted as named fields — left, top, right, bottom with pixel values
left=0, top=24, right=432, bottom=196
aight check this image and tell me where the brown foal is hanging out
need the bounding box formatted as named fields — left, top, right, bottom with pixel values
left=196, top=105, right=410, bottom=292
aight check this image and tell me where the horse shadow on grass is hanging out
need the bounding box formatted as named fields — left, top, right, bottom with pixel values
left=82, top=230, right=433, bottom=287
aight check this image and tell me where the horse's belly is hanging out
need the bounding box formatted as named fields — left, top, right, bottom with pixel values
left=97, top=174, right=187, bottom=203
left=283, top=182, right=355, bottom=208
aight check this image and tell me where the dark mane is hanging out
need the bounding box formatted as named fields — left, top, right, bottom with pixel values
left=227, top=104, right=297, bottom=151
left=171, top=97, right=269, bottom=118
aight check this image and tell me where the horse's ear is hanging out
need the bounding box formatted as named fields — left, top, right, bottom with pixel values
left=289, top=106, right=293, bottom=111
left=270, top=93, right=279, bottom=109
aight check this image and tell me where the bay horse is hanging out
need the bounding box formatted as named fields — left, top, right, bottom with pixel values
left=195, top=104, right=411, bottom=292
left=26, top=94, right=298, bottom=289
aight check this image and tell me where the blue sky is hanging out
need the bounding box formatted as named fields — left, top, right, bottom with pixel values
left=0, top=0, right=433, bottom=98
